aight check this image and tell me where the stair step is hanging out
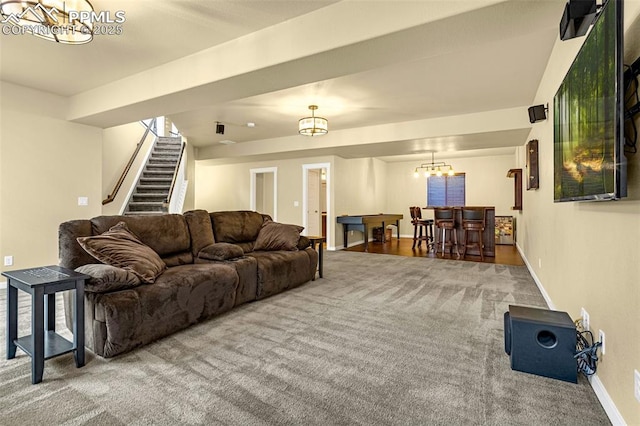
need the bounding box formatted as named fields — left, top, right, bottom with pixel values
left=140, top=177, right=172, bottom=183
left=153, top=149, right=181, bottom=155
left=148, top=157, right=179, bottom=163
left=132, top=193, right=167, bottom=202
left=151, top=154, right=180, bottom=160
left=145, top=164, right=176, bottom=171
left=124, top=211, right=168, bottom=216
left=135, top=185, right=170, bottom=193
left=143, top=170, right=174, bottom=177
left=128, top=202, right=166, bottom=212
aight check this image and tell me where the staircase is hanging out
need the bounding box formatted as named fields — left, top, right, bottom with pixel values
left=125, top=136, right=183, bottom=215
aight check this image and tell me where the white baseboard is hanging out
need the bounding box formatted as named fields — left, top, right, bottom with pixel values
left=515, top=243, right=555, bottom=310
left=517, top=243, right=626, bottom=426
left=589, top=374, right=627, bottom=425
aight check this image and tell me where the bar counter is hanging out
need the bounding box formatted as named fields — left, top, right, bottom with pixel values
left=428, top=206, right=495, bottom=257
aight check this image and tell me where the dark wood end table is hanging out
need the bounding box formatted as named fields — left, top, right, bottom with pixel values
left=307, top=236, right=326, bottom=279
left=3, top=265, right=88, bottom=384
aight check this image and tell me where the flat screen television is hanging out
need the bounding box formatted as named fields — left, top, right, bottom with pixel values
left=553, top=0, right=626, bottom=202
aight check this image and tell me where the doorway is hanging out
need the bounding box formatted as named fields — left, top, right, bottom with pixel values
left=303, top=163, right=330, bottom=246
left=250, top=167, right=277, bottom=220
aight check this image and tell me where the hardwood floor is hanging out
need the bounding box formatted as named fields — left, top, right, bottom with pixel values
left=341, top=237, right=525, bottom=266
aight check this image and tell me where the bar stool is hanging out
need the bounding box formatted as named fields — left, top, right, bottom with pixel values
left=410, top=206, right=434, bottom=250
left=434, top=207, right=459, bottom=257
left=461, top=207, right=486, bottom=261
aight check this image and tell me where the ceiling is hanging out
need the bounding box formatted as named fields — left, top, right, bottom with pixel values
left=0, top=0, right=568, bottom=163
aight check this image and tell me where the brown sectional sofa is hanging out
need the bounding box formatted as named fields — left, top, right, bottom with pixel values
left=59, top=210, right=318, bottom=358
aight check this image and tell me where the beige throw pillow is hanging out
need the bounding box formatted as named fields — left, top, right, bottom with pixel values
left=77, top=222, right=166, bottom=283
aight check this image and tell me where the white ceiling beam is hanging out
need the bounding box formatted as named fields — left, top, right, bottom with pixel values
left=67, top=1, right=510, bottom=127
left=196, top=106, right=531, bottom=162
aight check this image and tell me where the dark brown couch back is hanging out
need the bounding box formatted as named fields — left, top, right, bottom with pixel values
left=59, top=214, right=194, bottom=269
left=209, top=211, right=269, bottom=250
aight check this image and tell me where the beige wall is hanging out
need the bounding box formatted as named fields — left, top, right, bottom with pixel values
left=194, top=153, right=514, bottom=249
left=0, top=82, right=102, bottom=274
left=195, top=155, right=394, bottom=250
left=333, top=157, right=388, bottom=247
left=519, top=4, right=640, bottom=423
left=386, top=154, right=517, bottom=237
left=195, top=155, right=337, bottom=242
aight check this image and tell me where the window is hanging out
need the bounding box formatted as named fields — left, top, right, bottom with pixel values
left=427, top=173, right=465, bottom=207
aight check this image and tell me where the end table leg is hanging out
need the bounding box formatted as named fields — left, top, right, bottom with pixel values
left=45, top=293, right=55, bottom=332
left=6, top=282, right=18, bottom=359
left=32, top=287, right=45, bottom=384
left=318, top=243, right=323, bottom=278
left=73, top=282, right=85, bottom=368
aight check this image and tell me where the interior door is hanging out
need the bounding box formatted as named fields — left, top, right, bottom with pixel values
left=306, top=169, right=321, bottom=236
left=251, top=167, right=277, bottom=220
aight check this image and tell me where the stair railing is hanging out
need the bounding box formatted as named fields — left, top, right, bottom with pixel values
left=103, top=118, right=157, bottom=205
left=165, top=140, right=187, bottom=207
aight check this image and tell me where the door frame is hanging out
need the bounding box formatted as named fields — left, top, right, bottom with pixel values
left=250, top=167, right=278, bottom=221
left=302, top=162, right=331, bottom=248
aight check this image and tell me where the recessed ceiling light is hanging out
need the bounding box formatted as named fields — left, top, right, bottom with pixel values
left=219, top=140, right=236, bottom=145
left=247, top=122, right=256, bottom=128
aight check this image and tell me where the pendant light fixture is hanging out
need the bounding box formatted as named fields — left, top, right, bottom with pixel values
left=413, top=152, right=456, bottom=178
left=298, top=105, right=328, bottom=136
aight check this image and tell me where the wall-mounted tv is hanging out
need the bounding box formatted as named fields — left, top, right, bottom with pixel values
left=553, top=0, right=626, bottom=202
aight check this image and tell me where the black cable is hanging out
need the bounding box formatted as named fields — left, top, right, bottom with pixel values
left=575, top=329, right=602, bottom=377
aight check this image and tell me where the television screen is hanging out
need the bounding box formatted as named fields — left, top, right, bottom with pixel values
left=553, top=0, right=626, bottom=202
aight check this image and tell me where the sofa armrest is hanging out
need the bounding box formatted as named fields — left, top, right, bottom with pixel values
left=297, top=235, right=311, bottom=250
left=198, top=242, right=244, bottom=261
left=75, top=264, right=142, bottom=293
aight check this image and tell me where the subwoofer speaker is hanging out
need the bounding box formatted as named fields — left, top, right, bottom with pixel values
left=504, top=305, right=577, bottom=383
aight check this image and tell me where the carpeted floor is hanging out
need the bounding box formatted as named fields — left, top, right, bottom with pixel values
left=0, top=251, right=610, bottom=425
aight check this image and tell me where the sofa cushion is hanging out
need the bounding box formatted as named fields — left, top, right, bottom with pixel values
left=75, top=264, right=141, bottom=293
left=90, top=214, right=192, bottom=259
left=248, top=250, right=315, bottom=299
left=254, top=221, right=304, bottom=251
left=210, top=211, right=265, bottom=244
left=92, top=263, right=238, bottom=358
left=184, top=209, right=216, bottom=256
left=297, top=235, right=311, bottom=250
left=77, top=222, right=166, bottom=283
left=198, top=243, right=244, bottom=261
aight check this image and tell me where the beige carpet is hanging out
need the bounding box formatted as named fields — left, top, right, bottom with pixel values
left=0, top=251, right=610, bottom=425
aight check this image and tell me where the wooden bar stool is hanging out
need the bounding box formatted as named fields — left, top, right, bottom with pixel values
left=434, top=207, right=459, bottom=258
left=410, top=206, right=434, bottom=250
left=461, top=207, right=486, bottom=261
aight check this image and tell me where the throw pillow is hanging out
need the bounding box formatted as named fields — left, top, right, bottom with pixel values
left=254, top=221, right=304, bottom=251
left=75, top=264, right=141, bottom=293
left=77, top=222, right=166, bottom=283
left=198, top=243, right=244, bottom=261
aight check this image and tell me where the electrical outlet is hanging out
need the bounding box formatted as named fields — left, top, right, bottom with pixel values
left=3, top=255, right=13, bottom=266
left=538, top=258, right=542, bottom=268
left=581, top=308, right=590, bottom=331
left=598, top=329, right=605, bottom=355
left=634, top=370, right=640, bottom=403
